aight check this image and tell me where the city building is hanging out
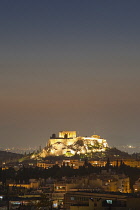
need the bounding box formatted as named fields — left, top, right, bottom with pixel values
left=8, top=179, right=40, bottom=190
left=133, top=178, right=140, bottom=192
left=64, top=191, right=140, bottom=210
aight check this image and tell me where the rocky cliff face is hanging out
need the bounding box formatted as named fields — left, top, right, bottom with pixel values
left=31, top=137, right=108, bottom=159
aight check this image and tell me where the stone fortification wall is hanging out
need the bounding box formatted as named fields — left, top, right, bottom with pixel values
left=47, top=131, right=108, bottom=149
left=47, top=138, right=77, bottom=147
left=47, top=137, right=108, bottom=148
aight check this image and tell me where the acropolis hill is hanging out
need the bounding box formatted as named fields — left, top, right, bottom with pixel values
left=33, top=131, right=109, bottom=158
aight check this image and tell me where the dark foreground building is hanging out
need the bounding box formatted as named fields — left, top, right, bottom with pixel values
left=64, top=191, right=140, bottom=210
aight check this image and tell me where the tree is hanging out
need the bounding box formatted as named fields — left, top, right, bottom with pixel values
left=105, top=158, right=110, bottom=172
left=37, top=193, right=52, bottom=209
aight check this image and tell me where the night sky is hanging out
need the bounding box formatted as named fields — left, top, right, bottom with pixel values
left=1, top=1, right=140, bottom=148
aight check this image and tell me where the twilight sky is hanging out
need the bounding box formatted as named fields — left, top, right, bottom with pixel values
left=0, top=0, right=140, bottom=148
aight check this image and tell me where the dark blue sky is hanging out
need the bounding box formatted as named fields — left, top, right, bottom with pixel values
left=0, top=0, right=140, bottom=148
